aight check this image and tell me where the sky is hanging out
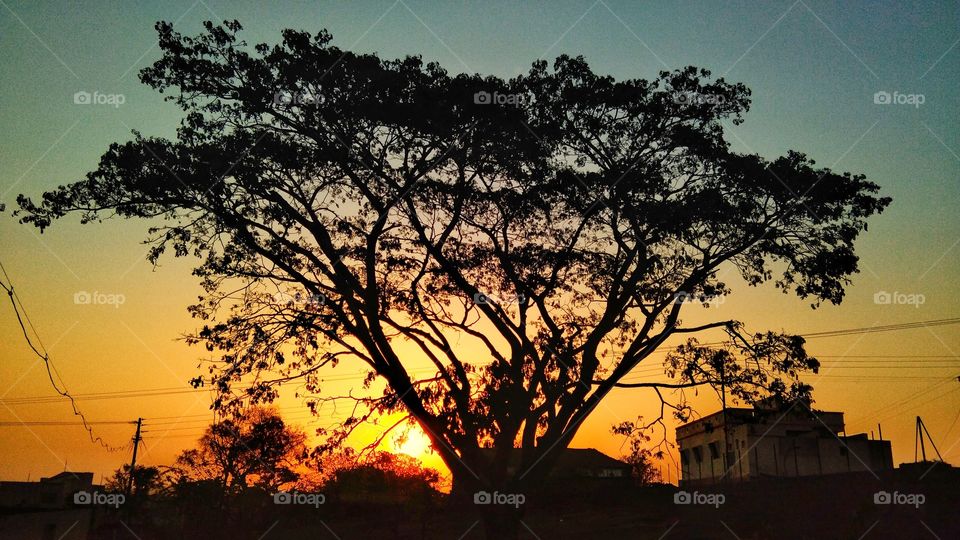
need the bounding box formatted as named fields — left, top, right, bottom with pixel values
left=0, top=0, right=958, bottom=484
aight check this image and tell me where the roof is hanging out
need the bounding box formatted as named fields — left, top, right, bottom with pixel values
left=555, top=448, right=631, bottom=470
left=46, top=471, right=94, bottom=482
left=676, top=405, right=844, bottom=432
left=477, top=447, right=630, bottom=470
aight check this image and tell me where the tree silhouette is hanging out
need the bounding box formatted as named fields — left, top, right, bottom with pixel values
left=106, top=464, right=177, bottom=500
left=175, top=407, right=308, bottom=494
left=16, top=20, right=889, bottom=537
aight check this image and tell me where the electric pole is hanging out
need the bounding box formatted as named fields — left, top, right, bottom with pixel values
left=720, top=361, right=730, bottom=481
left=914, top=415, right=943, bottom=463
left=127, top=417, right=142, bottom=495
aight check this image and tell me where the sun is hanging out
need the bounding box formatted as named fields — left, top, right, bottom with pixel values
left=394, top=426, right=432, bottom=458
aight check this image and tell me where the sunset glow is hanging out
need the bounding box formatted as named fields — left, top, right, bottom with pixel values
left=393, top=427, right=434, bottom=460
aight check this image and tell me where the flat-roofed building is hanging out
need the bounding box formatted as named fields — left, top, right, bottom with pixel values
left=676, top=399, right=892, bottom=487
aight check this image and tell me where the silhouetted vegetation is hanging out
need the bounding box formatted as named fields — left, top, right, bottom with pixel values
left=17, top=18, right=890, bottom=538
left=101, top=411, right=443, bottom=539
left=174, top=407, right=310, bottom=493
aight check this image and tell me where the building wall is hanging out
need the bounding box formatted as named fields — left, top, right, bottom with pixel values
left=842, top=437, right=893, bottom=473
left=679, top=423, right=753, bottom=484
left=678, top=409, right=892, bottom=486
left=749, top=435, right=781, bottom=478
left=0, top=509, right=92, bottom=540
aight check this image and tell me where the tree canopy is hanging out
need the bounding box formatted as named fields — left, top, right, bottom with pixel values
left=16, top=20, right=889, bottom=533
left=175, top=406, right=308, bottom=493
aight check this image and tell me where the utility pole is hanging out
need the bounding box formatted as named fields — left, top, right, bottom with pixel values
left=914, top=416, right=943, bottom=463
left=127, top=418, right=143, bottom=495
left=719, top=361, right=731, bottom=482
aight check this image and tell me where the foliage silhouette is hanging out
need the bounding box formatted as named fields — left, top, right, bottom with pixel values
left=174, top=406, right=309, bottom=494
left=16, top=19, right=890, bottom=538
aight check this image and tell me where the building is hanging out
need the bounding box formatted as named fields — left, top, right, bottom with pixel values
left=548, top=448, right=633, bottom=480
left=0, top=471, right=100, bottom=510
left=478, top=447, right=631, bottom=480
left=676, top=400, right=893, bottom=487
left=0, top=471, right=100, bottom=540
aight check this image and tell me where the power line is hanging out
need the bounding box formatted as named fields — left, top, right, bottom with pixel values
left=3, top=289, right=958, bottom=438
left=1, top=360, right=955, bottom=404
left=0, top=369, right=434, bottom=406
left=815, top=355, right=959, bottom=358
left=0, top=258, right=126, bottom=452
left=0, top=421, right=135, bottom=426
left=2, top=317, right=956, bottom=406
left=0, top=387, right=212, bottom=405
left=646, top=317, right=960, bottom=354
left=872, top=386, right=960, bottom=426
left=802, top=318, right=960, bottom=338
left=848, top=377, right=960, bottom=425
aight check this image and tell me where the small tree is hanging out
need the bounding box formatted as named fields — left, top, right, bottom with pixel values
left=106, top=464, right=177, bottom=499
left=323, top=451, right=441, bottom=538
left=623, top=442, right=663, bottom=486
left=175, top=406, right=308, bottom=494
left=324, top=451, right=441, bottom=500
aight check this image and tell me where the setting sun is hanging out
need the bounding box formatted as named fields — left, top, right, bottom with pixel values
left=393, top=427, right=433, bottom=459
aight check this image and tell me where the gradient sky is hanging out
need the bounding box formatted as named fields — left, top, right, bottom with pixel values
left=1, top=0, right=958, bottom=484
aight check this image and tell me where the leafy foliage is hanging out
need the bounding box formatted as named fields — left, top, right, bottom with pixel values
left=175, top=406, right=309, bottom=492
left=16, top=20, right=889, bottom=497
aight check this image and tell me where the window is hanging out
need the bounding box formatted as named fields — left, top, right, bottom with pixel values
left=708, top=442, right=720, bottom=459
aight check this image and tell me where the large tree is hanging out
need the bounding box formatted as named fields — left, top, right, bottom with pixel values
left=17, top=21, right=889, bottom=537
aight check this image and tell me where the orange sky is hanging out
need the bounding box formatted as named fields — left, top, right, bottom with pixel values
left=1, top=216, right=958, bottom=485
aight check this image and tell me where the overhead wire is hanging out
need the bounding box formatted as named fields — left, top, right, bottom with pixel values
left=0, top=258, right=128, bottom=451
